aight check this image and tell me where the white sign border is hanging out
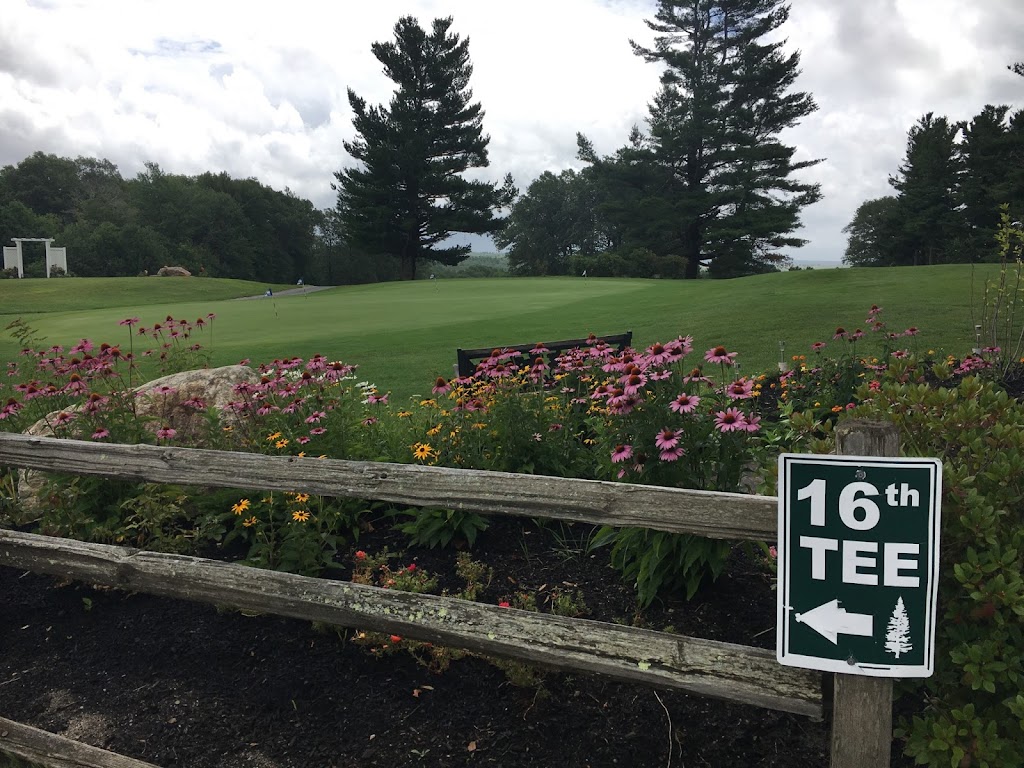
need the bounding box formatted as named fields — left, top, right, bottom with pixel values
left=776, top=453, right=942, bottom=678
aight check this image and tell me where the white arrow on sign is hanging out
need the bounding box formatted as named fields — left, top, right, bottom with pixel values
left=795, top=599, right=873, bottom=645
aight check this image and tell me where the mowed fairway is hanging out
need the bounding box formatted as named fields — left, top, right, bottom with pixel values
left=0, top=266, right=999, bottom=400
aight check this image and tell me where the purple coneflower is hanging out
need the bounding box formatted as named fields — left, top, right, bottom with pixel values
left=91, top=428, right=110, bottom=440
left=714, top=408, right=746, bottom=433
left=659, top=446, right=685, bottom=462
left=610, top=444, right=634, bottom=464
left=156, top=425, right=176, bottom=440
left=654, top=428, right=681, bottom=451
left=669, top=393, right=700, bottom=414
left=726, top=378, right=754, bottom=400
left=704, top=346, right=737, bottom=366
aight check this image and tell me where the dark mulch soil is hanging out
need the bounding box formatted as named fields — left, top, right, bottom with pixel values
left=0, top=517, right=919, bottom=767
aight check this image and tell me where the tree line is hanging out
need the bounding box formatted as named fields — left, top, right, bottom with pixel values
left=3, top=1, right=825, bottom=283
left=843, top=65, right=1024, bottom=267
left=326, top=0, right=822, bottom=280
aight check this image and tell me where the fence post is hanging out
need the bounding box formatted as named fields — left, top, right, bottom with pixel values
left=829, top=420, right=899, bottom=768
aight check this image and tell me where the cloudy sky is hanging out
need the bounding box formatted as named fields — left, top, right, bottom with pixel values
left=2, top=0, right=1022, bottom=263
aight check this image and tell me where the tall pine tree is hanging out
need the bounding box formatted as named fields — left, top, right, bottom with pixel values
left=889, top=113, right=967, bottom=265
left=333, top=16, right=513, bottom=281
left=582, top=0, right=822, bottom=278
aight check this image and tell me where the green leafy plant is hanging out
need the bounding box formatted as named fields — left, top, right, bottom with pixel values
left=853, top=362, right=1024, bottom=768
left=396, top=507, right=489, bottom=549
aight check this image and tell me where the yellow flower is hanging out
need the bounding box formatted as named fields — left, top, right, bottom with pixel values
left=275, top=439, right=289, bottom=449
left=427, top=424, right=442, bottom=436
left=293, top=492, right=310, bottom=503
left=420, top=399, right=436, bottom=407
left=267, top=431, right=282, bottom=441
left=222, top=425, right=233, bottom=432
left=231, top=498, right=251, bottom=515
left=297, top=451, right=306, bottom=458
left=292, top=510, right=311, bottom=522
left=242, top=515, right=258, bottom=528
left=412, top=442, right=435, bottom=461
left=398, top=411, right=412, bottom=418
left=471, top=422, right=487, bottom=430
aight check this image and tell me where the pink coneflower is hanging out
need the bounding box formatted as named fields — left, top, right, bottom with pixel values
left=151, top=385, right=178, bottom=396
left=529, top=344, right=550, bottom=355
left=726, top=378, right=754, bottom=400
left=659, top=446, right=685, bottom=462
left=704, top=346, right=737, bottom=366
left=621, top=372, right=647, bottom=396
left=714, top=408, right=746, bottom=432
left=52, top=411, right=76, bottom=427
left=743, top=414, right=762, bottom=433
left=811, top=341, right=827, bottom=352
left=119, top=317, right=140, bottom=327
left=833, top=327, right=847, bottom=340
left=156, top=425, right=176, bottom=440
left=432, top=377, right=451, bottom=395
left=297, top=436, right=311, bottom=445
left=655, top=428, right=681, bottom=451
left=305, top=411, right=327, bottom=424
left=70, top=339, right=94, bottom=354
left=850, top=329, right=865, bottom=340
left=611, top=444, right=634, bottom=463
left=91, top=428, right=110, bottom=440
left=669, top=393, right=700, bottom=414
left=366, top=392, right=389, bottom=405
left=309, top=427, right=327, bottom=436
left=903, top=327, right=919, bottom=337
left=182, top=397, right=207, bottom=410
left=645, top=341, right=671, bottom=365
left=891, top=349, right=909, bottom=359
left=648, top=369, right=672, bottom=381
left=362, top=417, right=378, bottom=426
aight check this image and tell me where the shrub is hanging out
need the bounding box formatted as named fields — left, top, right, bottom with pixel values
left=852, top=361, right=1024, bottom=768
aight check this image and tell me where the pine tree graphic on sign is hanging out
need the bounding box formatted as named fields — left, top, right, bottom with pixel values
left=885, top=596, right=913, bottom=659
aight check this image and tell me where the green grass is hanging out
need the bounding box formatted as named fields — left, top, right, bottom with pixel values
left=0, top=267, right=1001, bottom=401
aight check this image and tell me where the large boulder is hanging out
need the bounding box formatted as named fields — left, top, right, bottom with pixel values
left=156, top=266, right=191, bottom=277
left=18, top=365, right=260, bottom=509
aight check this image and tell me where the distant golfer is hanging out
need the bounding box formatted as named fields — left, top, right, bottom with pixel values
left=297, top=277, right=304, bottom=286
left=582, top=269, right=587, bottom=278
left=265, top=288, right=273, bottom=298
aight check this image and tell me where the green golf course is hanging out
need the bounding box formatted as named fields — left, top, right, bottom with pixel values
left=0, top=265, right=1002, bottom=399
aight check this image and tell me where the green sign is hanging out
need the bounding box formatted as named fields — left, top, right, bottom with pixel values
left=777, top=454, right=942, bottom=677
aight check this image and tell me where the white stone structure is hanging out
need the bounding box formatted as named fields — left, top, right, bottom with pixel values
left=3, top=238, right=69, bottom=278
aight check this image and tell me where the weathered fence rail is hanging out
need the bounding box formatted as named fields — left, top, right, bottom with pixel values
left=0, top=715, right=160, bottom=768
left=0, top=430, right=825, bottom=766
left=0, top=432, right=777, bottom=540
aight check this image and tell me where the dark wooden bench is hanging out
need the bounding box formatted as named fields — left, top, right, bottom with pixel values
left=456, top=331, right=632, bottom=378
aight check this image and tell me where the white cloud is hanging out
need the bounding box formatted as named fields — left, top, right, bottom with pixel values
left=0, top=0, right=1021, bottom=263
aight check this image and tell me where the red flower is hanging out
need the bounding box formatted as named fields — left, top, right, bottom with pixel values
left=406, top=563, right=417, bottom=573
left=390, top=635, right=402, bottom=644
left=354, top=550, right=367, bottom=561
left=498, top=601, right=511, bottom=608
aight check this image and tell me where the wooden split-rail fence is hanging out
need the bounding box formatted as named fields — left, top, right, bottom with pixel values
left=0, top=422, right=900, bottom=768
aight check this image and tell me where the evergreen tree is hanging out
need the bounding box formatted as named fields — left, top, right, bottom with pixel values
left=959, top=105, right=1019, bottom=259
left=581, top=0, right=822, bottom=278
left=334, top=16, right=513, bottom=281
left=885, top=596, right=913, bottom=660
left=889, top=113, right=967, bottom=265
